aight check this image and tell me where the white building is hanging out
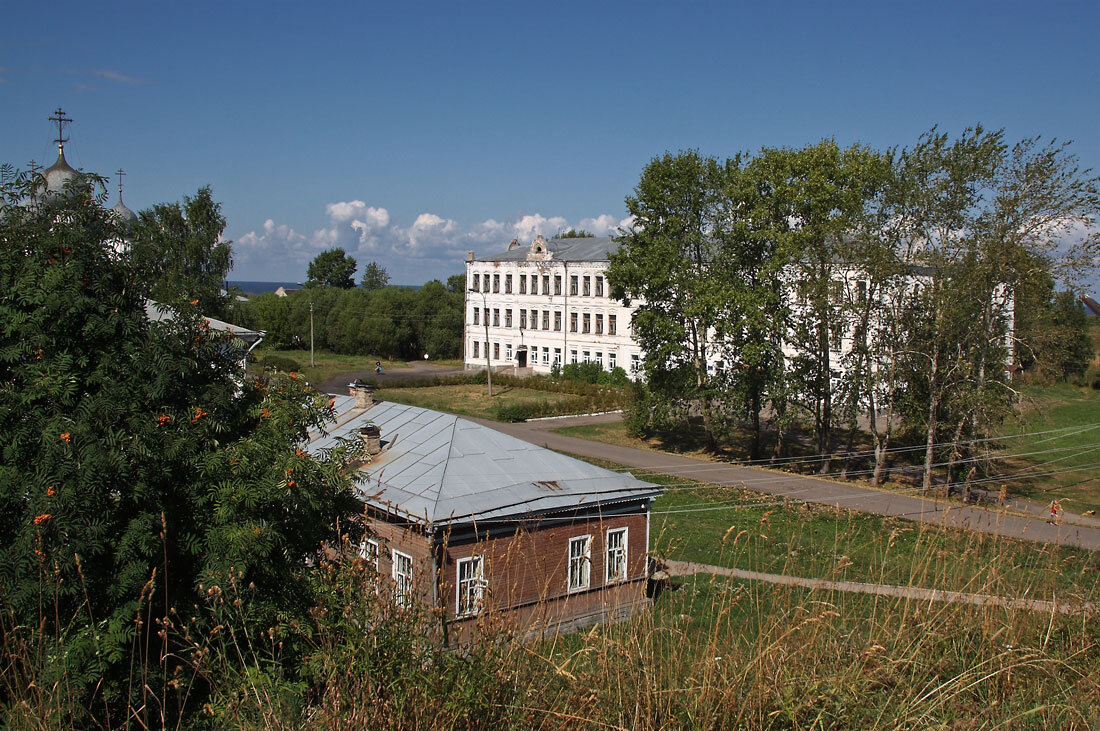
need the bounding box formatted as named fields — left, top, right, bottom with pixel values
left=464, top=235, right=643, bottom=376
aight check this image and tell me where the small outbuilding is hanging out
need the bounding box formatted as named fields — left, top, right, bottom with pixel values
left=307, top=385, right=663, bottom=640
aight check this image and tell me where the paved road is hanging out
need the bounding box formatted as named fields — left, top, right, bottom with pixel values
left=665, top=560, right=1097, bottom=615
left=470, top=414, right=1100, bottom=552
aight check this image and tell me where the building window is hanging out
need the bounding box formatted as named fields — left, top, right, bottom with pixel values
left=542, top=274, right=550, bottom=295
left=392, top=549, right=413, bottom=608
left=568, top=535, right=591, bottom=592
left=606, top=528, right=627, bottom=583
left=595, top=314, right=603, bottom=335
left=608, top=314, right=616, bottom=336
left=554, top=311, right=562, bottom=331
left=472, top=341, right=479, bottom=359
left=554, top=275, right=562, bottom=295
left=492, top=274, right=500, bottom=293
left=630, top=354, right=640, bottom=375
left=595, top=351, right=603, bottom=369
left=519, top=275, right=527, bottom=294
left=505, top=309, right=513, bottom=328
left=472, top=273, right=480, bottom=291
left=505, top=343, right=512, bottom=360
left=570, top=312, right=578, bottom=333
left=583, top=276, right=591, bottom=296
left=542, top=310, right=550, bottom=330
left=582, top=313, right=591, bottom=334
left=519, top=309, right=527, bottom=329
left=595, top=276, right=604, bottom=297
left=570, top=276, right=578, bottom=295
left=609, top=352, right=617, bottom=371
left=542, top=347, right=549, bottom=366
left=530, top=275, right=538, bottom=296
left=456, top=555, right=485, bottom=617
left=570, top=349, right=578, bottom=364
left=553, top=348, right=561, bottom=365
left=472, top=307, right=479, bottom=326
left=493, top=308, right=500, bottom=327
left=582, top=350, right=590, bottom=362
left=493, top=342, right=500, bottom=360
left=483, top=275, right=490, bottom=293
left=359, top=538, right=379, bottom=570
left=505, top=274, right=512, bottom=294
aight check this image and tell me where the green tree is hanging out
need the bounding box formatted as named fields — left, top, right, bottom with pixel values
left=446, top=273, right=466, bottom=293
left=307, top=247, right=357, bottom=289
left=130, top=186, right=232, bottom=317
left=608, top=151, right=727, bottom=450
left=0, top=169, right=358, bottom=723
left=553, top=228, right=594, bottom=239
left=360, top=260, right=390, bottom=290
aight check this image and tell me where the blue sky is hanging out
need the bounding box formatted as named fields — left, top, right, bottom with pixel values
left=4, top=1, right=1099, bottom=285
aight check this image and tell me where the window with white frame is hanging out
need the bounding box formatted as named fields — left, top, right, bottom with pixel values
left=609, top=352, right=617, bottom=371
left=553, top=348, right=561, bottom=365
left=568, top=535, right=591, bottom=591
left=505, top=343, right=513, bottom=360
left=392, top=549, right=413, bottom=607
left=606, top=528, right=627, bottom=583
left=570, top=349, right=578, bottom=364
left=582, top=350, right=590, bottom=362
left=456, top=555, right=485, bottom=616
left=631, top=354, right=640, bottom=374
left=358, top=538, right=379, bottom=570
left=595, top=351, right=603, bottom=369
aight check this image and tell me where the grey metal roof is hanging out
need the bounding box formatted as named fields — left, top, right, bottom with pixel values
left=306, top=400, right=662, bottom=528
left=144, top=299, right=264, bottom=344
left=474, top=236, right=621, bottom=263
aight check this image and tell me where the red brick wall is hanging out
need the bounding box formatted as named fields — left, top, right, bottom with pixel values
left=360, top=507, right=653, bottom=638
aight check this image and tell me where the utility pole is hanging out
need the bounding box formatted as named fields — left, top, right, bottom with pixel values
left=469, top=288, right=492, bottom=396
left=297, top=282, right=315, bottom=367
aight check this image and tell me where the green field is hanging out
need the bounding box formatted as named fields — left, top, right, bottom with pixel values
left=376, top=383, right=580, bottom=420
left=248, top=347, right=410, bottom=385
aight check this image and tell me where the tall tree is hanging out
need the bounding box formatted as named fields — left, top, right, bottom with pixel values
left=307, top=247, right=357, bottom=289
left=608, top=151, right=727, bottom=450
left=130, top=186, right=232, bottom=317
left=0, top=169, right=357, bottom=722
left=360, top=260, right=390, bottom=290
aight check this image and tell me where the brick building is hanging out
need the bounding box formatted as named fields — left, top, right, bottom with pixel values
left=308, top=386, right=663, bottom=640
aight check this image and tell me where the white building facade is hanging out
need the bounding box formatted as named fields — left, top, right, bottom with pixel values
left=464, top=235, right=643, bottom=377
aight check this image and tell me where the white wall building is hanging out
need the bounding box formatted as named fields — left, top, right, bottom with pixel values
left=464, top=235, right=643, bottom=376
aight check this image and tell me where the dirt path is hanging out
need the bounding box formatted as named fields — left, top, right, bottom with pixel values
left=665, top=560, right=1097, bottom=615
left=469, top=415, right=1100, bottom=552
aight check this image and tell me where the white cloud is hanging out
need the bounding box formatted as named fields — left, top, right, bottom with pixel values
left=230, top=204, right=630, bottom=282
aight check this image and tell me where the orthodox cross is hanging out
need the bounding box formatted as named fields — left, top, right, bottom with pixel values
left=48, top=107, right=72, bottom=154
left=27, top=160, right=41, bottom=176
left=116, top=168, right=126, bottom=197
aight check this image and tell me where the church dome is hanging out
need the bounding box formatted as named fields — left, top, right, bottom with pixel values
left=40, top=148, right=80, bottom=199
left=110, top=198, right=138, bottom=225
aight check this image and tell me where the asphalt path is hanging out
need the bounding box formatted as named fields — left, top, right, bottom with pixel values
left=470, top=413, right=1100, bottom=552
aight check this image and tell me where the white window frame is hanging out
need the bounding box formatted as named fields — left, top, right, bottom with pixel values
left=567, top=535, right=591, bottom=592
left=542, top=347, right=549, bottom=366
left=505, top=343, right=513, bottom=361
left=605, top=527, right=628, bottom=583
left=609, top=353, right=616, bottom=371
left=392, top=549, right=413, bottom=607
left=456, top=555, right=485, bottom=617
left=358, top=538, right=380, bottom=570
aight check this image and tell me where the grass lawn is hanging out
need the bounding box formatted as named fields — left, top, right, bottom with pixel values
left=998, top=381, right=1100, bottom=513
left=565, top=453, right=1099, bottom=600
left=375, top=384, right=580, bottom=420
left=248, top=348, right=410, bottom=386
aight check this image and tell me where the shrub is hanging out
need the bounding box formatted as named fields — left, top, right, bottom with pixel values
left=561, top=361, right=603, bottom=384
left=493, top=402, right=545, bottom=422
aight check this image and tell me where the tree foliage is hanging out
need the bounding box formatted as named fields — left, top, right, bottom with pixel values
left=360, top=260, right=390, bottom=290
left=0, top=169, right=358, bottom=721
left=307, top=247, right=357, bottom=289
left=129, top=186, right=232, bottom=318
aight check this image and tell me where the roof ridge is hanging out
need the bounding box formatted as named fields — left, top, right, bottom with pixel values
left=426, top=412, right=462, bottom=525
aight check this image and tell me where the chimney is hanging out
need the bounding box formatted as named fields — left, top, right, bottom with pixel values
left=359, top=424, right=382, bottom=456
left=351, top=381, right=376, bottom=409
left=466, top=250, right=475, bottom=261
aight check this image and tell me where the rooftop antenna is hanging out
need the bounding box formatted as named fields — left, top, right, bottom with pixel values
left=48, top=107, right=73, bottom=156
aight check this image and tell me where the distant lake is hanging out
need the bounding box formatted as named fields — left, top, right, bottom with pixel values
left=226, top=280, right=422, bottom=295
